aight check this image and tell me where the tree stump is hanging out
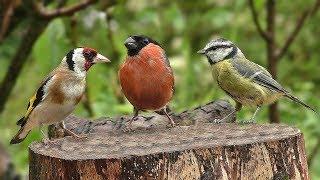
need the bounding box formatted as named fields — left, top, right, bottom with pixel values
left=29, top=100, right=309, bottom=180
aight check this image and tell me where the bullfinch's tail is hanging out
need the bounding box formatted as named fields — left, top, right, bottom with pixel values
left=285, top=94, right=317, bottom=114
left=10, top=117, right=30, bottom=144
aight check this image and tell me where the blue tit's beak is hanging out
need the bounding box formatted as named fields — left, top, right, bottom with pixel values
left=197, top=49, right=206, bottom=54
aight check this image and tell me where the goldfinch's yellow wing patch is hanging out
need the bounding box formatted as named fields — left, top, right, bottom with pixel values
left=23, top=76, right=53, bottom=118
left=24, top=94, right=37, bottom=118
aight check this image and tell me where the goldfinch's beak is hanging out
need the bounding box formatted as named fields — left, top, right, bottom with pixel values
left=197, top=49, right=206, bottom=54
left=93, top=53, right=111, bottom=63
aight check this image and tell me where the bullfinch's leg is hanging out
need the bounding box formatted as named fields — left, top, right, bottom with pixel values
left=215, top=102, right=242, bottom=123
left=163, top=107, right=175, bottom=126
left=155, top=107, right=175, bottom=126
left=60, top=121, right=81, bottom=138
left=125, top=108, right=139, bottom=131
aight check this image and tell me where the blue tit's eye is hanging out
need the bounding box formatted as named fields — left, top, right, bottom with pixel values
left=208, top=46, right=218, bottom=51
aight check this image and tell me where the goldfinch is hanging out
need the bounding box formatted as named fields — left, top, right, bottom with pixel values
left=10, top=47, right=110, bottom=144
left=197, top=38, right=316, bottom=122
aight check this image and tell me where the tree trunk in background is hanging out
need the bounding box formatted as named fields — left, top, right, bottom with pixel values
left=0, top=0, right=100, bottom=114
left=0, top=20, right=48, bottom=113
left=249, top=0, right=320, bottom=123
left=266, top=0, right=280, bottom=123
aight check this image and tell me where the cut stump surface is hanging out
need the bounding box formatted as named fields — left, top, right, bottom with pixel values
left=29, top=100, right=309, bottom=180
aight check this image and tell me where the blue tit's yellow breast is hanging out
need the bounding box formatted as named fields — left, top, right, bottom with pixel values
left=211, top=60, right=281, bottom=106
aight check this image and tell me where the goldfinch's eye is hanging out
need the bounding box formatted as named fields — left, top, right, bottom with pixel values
left=83, top=51, right=96, bottom=61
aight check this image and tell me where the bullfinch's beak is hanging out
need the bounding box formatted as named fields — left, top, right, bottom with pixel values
left=197, top=49, right=206, bottom=54
left=93, top=53, right=111, bottom=63
left=124, top=37, right=137, bottom=50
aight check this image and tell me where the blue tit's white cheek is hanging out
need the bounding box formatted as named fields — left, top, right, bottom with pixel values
left=217, top=48, right=229, bottom=60
left=207, top=51, right=216, bottom=61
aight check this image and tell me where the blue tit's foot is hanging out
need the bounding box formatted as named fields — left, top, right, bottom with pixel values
left=213, top=114, right=231, bottom=124
left=213, top=118, right=223, bottom=124
left=240, top=118, right=256, bottom=124
left=214, top=110, right=236, bottom=124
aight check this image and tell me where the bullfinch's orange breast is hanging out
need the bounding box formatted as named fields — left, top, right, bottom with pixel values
left=119, top=44, right=174, bottom=110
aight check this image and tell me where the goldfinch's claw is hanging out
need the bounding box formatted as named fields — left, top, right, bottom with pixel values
left=42, top=137, right=53, bottom=145
left=63, top=128, right=83, bottom=139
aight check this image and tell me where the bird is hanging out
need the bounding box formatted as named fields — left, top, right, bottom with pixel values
left=119, top=35, right=175, bottom=129
left=197, top=38, right=316, bottom=123
left=10, top=47, right=110, bottom=144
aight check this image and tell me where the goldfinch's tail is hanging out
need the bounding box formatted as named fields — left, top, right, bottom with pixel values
left=10, top=117, right=30, bottom=144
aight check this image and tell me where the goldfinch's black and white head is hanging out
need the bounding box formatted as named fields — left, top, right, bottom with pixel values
left=63, top=47, right=110, bottom=74
left=197, top=38, right=244, bottom=64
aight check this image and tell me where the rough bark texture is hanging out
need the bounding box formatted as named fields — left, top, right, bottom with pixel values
left=29, top=100, right=309, bottom=180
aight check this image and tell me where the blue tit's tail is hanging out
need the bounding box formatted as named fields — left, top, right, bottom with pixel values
left=285, top=94, right=317, bottom=114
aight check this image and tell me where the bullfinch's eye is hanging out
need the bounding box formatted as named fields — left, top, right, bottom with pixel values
left=143, top=38, right=149, bottom=44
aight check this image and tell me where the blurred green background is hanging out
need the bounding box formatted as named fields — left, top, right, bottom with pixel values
left=0, top=0, right=319, bottom=179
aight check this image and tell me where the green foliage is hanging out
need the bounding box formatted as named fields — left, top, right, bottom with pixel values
left=0, top=0, right=319, bottom=178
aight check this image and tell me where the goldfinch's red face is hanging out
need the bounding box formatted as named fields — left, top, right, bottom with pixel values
left=65, top=47, right=110, bottom=73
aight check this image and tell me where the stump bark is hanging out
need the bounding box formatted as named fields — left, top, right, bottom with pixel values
left=29, top=100, right=309, bottom=180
